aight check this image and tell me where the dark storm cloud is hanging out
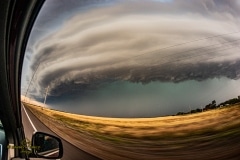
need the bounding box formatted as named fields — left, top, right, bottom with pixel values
left=28, top=0, right=119, bottom=45
left=28, top=0, right=240, bottom=97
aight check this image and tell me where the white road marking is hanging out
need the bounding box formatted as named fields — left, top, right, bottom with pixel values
left=22, top=103, right=37, bottom=132
left=44, top=150, right=59, bottom=156
left=22, top=104, right=61, bottom=160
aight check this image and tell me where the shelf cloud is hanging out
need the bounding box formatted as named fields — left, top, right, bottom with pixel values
left=27, top=0, right=240, bottom=97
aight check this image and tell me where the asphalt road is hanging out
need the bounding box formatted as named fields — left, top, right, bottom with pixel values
left=21, top=103, right=101, bottom=160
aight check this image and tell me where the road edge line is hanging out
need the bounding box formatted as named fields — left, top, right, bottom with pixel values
left=22, top=103, right=37, bottom=132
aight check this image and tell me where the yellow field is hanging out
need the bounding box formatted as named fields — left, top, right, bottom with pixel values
left=25, top=103, right=240, bottom=137
left=23, top=102, right=240, bottom=160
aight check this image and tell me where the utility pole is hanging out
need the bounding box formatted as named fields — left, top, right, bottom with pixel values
left=24, top=63, right=41, bottom=100
left=189, top=105, right=192, bottom=114
left=43, top=86, right=49, bottom=107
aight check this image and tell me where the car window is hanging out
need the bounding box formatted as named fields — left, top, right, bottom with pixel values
left=21, top=0, right=240, bottom=159
left=0, top=120, right=6, bottom=159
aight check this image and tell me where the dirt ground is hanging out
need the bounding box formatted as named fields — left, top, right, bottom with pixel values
left=24, top=102, right=240, bottom=160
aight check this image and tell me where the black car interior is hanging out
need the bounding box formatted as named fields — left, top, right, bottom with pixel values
left=0, top=1, right=64, bottom=159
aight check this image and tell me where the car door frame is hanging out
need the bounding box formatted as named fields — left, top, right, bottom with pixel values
left=0, top=0, right=45, bottom=159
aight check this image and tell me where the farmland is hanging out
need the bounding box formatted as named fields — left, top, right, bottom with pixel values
left=24, top=102, right=240, bottom=160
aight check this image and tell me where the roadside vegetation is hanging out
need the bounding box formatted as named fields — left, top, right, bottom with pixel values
left=176, top=96, right=240, bottom=115
left=22, top=97, right=240, bottom=160
left=24, top=102, right=240, bottom=140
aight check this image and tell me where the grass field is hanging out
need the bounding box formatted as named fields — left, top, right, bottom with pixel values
left=23, top=102, right=240, bottom=160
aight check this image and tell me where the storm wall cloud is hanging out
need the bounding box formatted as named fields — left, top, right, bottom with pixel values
left=26, top=0, right=240, bottom=97
left=21, top=0, right=240, bottom=117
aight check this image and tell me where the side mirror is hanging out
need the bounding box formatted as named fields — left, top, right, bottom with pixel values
left=31, top=132, right=63, bottom=159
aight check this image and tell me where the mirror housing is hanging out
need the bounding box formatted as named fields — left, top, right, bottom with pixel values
left=31, top=132, right=63, bottom=159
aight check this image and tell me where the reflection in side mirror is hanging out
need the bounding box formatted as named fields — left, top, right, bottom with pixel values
left=31, top=132, right=63, bottom=159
